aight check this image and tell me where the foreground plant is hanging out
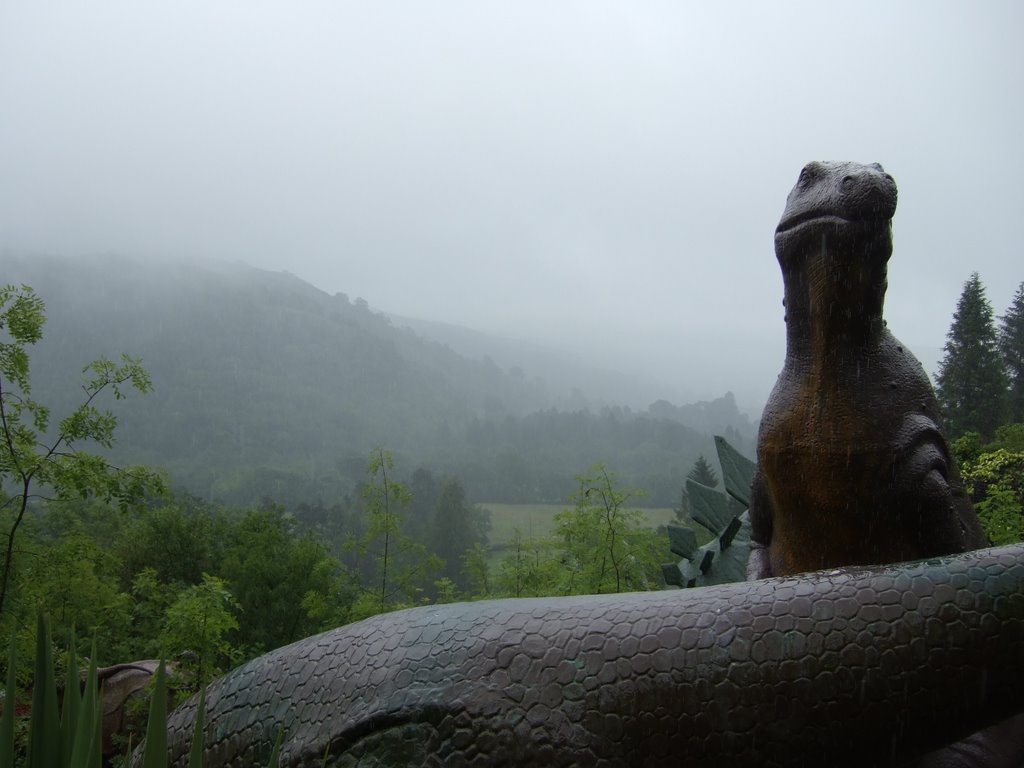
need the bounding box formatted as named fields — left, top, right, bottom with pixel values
left=0, top=284, right=166, bottom=616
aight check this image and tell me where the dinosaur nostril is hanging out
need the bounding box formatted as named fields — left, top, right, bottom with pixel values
left=841, top=175, right=855, bottom=192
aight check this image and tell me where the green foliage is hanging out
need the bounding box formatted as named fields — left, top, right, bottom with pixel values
left=141, top=660, right=168, bottom=768
left=2, top=626, right=215, bottom=768
left=27, top=614, right=59, bottom=767
left=1, top=638, right=14, bottom=768
left=992, top=422, right=1024, bottom=452
left=936, top=273, right=1009, bottom=438
left=677, top=454, right=720, bottom=521
left=0, top=284, right=165, bottom=617
left=553, top=465, right=662, bottom=595
left=68, top=639, right=101, bottom=768
left=161, top=575, right=241, bottom=693
left=494, top=529, right=561, bottom=598
left=298, top=557, right=360, bottom=632
left=126, top=569, right=177, bottom=660
left=975, top=487, right=1024, bottom=545
left=483, top=503, right=675, bottom=598
left=220, top=505, right=347, bottom=654
left=999, top=283, right=1024, bottom=423
left=15, top=531, right=129, bottom=654
left=959, top=434, right=1024, bottom=545
left=188, top=686, right=206, bottom=768
left=432, top=577, right=458, bottom=604
left=348, top=449, right=440, bottom=619
left=429, top=478, right=490, bottom=592
left=59, top=630, right=80, bottom=767
left=0, top=622, right=87, bottom=768
left=266, top=725, right=283, bottom=768
left=461, top=543, right=491, bottom=597
left=687, top=455, right=719, bottom=488
left=952, top=431, right=985, bottom=467
left=119, top=498, right=221, bottom=588
left=9, top=617, right=104, bottom=768
left=0, top=285, right=45, bottom=389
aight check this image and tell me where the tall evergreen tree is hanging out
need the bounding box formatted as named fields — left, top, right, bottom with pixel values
left=429, top=477, right=490, bottom=592
left=676, top=455, right=719, bottom=522
left=936, top=273, right=1009, bottom=438
left=687, top=455, right=719, bottom=488
left=999, top=282, right=1024, bottom=424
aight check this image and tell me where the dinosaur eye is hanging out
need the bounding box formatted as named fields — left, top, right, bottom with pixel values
left=797, top=163, right=821, bottom=187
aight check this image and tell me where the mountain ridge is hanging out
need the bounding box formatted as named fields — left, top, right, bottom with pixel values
left=1, top=253, right=757, bottom=507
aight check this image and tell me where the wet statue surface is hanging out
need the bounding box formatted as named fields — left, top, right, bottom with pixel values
left=135, top=164, right=1024, bottom=768
left=748, top=161, right=988, bottom=578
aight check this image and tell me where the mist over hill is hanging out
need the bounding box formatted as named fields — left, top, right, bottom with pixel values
left=2, top=253, right=756, bottom=507
left=386, top=314, right=694, bottom=412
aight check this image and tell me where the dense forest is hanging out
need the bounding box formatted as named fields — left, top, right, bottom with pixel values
left=1, top=253, right=756, bottom=509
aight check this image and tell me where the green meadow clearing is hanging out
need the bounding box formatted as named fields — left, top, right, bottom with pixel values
left=481, top=502, right=683, bottom=554
left=478, top=503, right=713, bottom=575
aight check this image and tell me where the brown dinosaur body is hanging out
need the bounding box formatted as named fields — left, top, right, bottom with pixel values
left=747, top=161, right=987, bottom=579
left=136, top=544, right=1024, bottom=768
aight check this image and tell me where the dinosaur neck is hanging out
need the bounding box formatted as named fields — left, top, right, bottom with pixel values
left=780, top=233, right=889, bottom=375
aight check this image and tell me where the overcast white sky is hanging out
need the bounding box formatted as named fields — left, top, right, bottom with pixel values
left=1, top=2, right=1021, bottom=410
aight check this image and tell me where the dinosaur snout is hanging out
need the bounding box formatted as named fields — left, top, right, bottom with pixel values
left=838, top=163, right=897, bottom=221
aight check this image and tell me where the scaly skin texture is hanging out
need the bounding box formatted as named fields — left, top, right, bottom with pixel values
left=748, top=161, right=987, bottom=579
left=145, top=544, right=1024, bottom=768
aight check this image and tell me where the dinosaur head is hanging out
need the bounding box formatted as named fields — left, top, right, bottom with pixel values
left=775, top=161, right=897, bottom=255
left=774, top=161, right=898, bottom=342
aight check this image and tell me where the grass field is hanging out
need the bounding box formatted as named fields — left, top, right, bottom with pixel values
left=481, top=503, right=679, bottom=549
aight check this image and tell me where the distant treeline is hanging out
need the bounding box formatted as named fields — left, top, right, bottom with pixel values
left=2, top=253, right=757, bottom=509
left=183, top=407, right=751, bottom=509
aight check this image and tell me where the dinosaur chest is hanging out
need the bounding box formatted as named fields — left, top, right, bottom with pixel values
left=756, top=360, right=924, bottom=571
left=761, top=393, right=893, bottom=511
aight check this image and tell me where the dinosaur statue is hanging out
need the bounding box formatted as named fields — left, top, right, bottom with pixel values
left=746, top=161, right=1023, bottom=766
left=136, top=164, right=1023, bottom=766
left=145, top=544, right=1023, bottom=767
left=747, top=160, right=987, bottom=580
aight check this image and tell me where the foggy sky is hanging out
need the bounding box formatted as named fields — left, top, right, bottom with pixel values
left=1, top=2, right=1022, bottom=411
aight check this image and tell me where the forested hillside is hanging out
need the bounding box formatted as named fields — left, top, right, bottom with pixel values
left=1, top=253, right=756, bottom=507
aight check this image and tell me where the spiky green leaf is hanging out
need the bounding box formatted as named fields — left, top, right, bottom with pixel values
left=61, top=629, right=81, bottom=765
left=142, top=659, right=168, bottom=768
left=69, top=640, right=101, bottom=768
left=188, top=686, right=206, bottom=768
left=27, top=613, right=60, bottom=768
left=1, top=638, right=16, bottom=768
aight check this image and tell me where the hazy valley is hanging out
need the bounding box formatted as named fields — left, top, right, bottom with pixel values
left=2, top=252, right=758, bottom=509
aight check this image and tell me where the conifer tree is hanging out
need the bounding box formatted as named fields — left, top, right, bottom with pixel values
left=936, top=273, right=1009, bottom=438
left=429, top=477, right=490, bottom=592
left=349, top=448, right=440, bottom=619
left=999, top=282, right=1024, bottom=424
left=687, top=455, right=719, bottom=488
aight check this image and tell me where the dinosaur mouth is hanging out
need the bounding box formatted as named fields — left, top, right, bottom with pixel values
left=776, top=213, right=890, bottom=237
left=775, top=213, right=853, bottom=235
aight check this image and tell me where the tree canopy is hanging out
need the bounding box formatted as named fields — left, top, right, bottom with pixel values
left=687, top=455, right=719, bottom=488
left=954, top=424, right=1024, bottom=546
left=999, top=282, right=1024, bottom=424
left=936, top=273, right=1009, bottom=439
left=0, top=285, right=165, bottom=616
